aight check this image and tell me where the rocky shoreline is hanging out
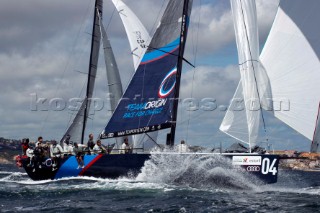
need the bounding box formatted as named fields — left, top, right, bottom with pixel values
left=279, top=158, right=320, bottom=171
left=276, top=151, right=320, bottom=171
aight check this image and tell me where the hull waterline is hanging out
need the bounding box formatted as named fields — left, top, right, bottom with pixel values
left=18, top=153, right=279, bottom=184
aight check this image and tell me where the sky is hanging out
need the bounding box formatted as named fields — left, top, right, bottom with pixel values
left=0, top=0, right=311, bottom=151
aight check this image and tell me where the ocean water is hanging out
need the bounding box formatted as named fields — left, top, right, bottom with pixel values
left=0, top=155, right=319, bottom=213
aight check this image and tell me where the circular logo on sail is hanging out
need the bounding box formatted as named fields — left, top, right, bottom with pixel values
left=158, top=67, right=177, bottom=98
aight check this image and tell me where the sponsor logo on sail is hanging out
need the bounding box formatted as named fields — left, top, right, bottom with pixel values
left=158, top=67, right=177, bottom=98
left=232, top=156, right=262, bottom=165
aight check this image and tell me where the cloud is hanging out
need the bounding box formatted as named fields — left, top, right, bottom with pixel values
left=180, top=65, right=239, bottom=103
left=0, top=0, right=93, bottom=54
left=0, top=0, right=308, bottom=151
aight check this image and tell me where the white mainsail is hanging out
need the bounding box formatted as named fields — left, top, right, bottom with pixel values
left=260, top=0, right=320, bottom=152
left=112, top=0, right=150, bottom=70
left=221, top=0, right=264, bottom=148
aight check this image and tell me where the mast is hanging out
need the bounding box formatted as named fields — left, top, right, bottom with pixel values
left=311, top=102, right=320, bottom=152
left=168, top=0, right=190, bottom=147
left=81, top=0, right=103, bottom=144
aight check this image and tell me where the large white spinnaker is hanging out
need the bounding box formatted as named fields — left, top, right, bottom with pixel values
left=112, top=0, right=158, bottom=151
left=112, top=0, right=150, bottom=70
left=260, top=0, right=320, bottom=152
left=223, top=0, right=264, bottom=148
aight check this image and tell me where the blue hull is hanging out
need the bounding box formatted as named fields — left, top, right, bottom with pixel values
left=20, top=154, right=279, bottom=184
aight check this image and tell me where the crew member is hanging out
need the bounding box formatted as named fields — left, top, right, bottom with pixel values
left=35, top=136, right=43, bottom=147
left=26, top=142, right=35, bottom=167
left=50, top=140, right=63, bottom=171
left=176, top=140, right=189, bottom=153
left=120, top=138, right=131, bottom=154
left=21, top=138, right=29, bottom=155
left=93, top=140, right=106, bottom=154
left=73, top=143, right=86, bottom=169
left=33, top=141, right=45, bottom=171
left=87, top=133, right=95, bottom=154
left=62, top=134, right=71, bottom=155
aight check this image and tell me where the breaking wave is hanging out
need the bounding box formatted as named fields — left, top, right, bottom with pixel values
left=136, top=153, right=262, bottom=190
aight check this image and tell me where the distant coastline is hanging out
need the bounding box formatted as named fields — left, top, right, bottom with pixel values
left=274, top=150, right=320, bottom=171
left=0, top=137, right=21, bottom=165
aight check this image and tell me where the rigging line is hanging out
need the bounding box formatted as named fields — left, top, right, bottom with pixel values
left=147, top=46, right=195, bottom=68
left=144, top=133, right=162, bottom=148
left=127, top=0, right=166, bottom=79
left=149, top=0, right=167, bottom=39
left=40, top=0, right=93, bottom=136
left=239, top=0, right=268, bottom=137
left=238, top=59, right=259, bottom=66
left=139, top=1, right=166, bottom=66
left=186, top=0, right=202, bottom=142
left=64, top=82, right=87, bottom=133
left=105, top=0, right=117, bottom=31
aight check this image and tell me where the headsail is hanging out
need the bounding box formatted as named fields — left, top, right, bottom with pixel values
left=61, top=0, right=102, bottom=144
left=112, top=0, right=150, bottom=70
left=224, top=0, right=263, bottom=147
left=100, top=0, right=193, bottom=139
left=220, top=81, right=250, bottom=144
left=260, top=0, right=320, bottom=152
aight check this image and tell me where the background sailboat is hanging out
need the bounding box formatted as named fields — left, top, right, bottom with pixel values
left=220, top=0, right=272, bottom=151
left=223, top=0, right=320, bottom=153
left=260, top=0, right=320, bottom=153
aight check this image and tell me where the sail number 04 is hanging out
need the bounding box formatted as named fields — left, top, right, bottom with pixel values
left=261, top=158, right=277, bottom=175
